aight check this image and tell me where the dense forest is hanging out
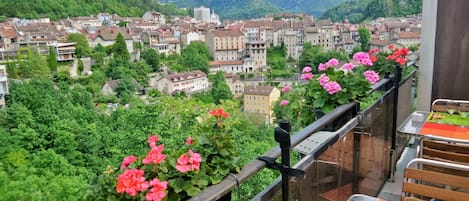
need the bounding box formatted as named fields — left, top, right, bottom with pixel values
left=321, top=0, right=422, bottom=23
left=160, top=0, right=282, bottom=20
left=268, top=0, right=347, bottom=17
left=0, top=0, right=188, bottom=21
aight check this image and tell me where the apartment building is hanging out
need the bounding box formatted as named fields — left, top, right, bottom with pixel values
left=157, top=70, right=209, bottom=95
left=224, top=73, right=244, bottom=98
left=243, top=85, right=280, bottom=122
left=206, top=29, right=245, bottom=61
left=247, top=41, right=267, bottom=71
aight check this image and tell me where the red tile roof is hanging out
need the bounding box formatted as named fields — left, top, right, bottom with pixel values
left=210, top=29, right=244, bottom=37
left=0, top=23, right=19, bottom=38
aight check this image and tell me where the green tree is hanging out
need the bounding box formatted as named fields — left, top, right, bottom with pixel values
left=48, top=46, right=58, bottom=72
left=77, top=59, right=84, bottom=75
left=299, top=42, right=315, bottom=68
left=112, top=33, right=130, bottom=60
left=67, top=33, right=91, bottom=58
left=17, top=48, right=50, bottom=79
left=358, top=26, right=371, bottom=52
left=180, top=42, right=210, bottom=73
left=211, top=71, right=233, bottom=104
left=141, top=48, right=160, bottom=72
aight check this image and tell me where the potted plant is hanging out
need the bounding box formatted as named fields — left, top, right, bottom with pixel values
left=87, top=108, right=240, bottom=201
left=274, top=52, right=381, bottom=129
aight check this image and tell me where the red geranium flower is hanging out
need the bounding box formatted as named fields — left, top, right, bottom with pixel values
left=209, top=108, right=229, bottom=118
left=116, top=169, right=149, bottom=196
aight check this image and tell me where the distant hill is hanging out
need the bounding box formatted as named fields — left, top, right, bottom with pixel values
left=160, top=0, right=282, bottom=20
left=160, top=0, right=348, bottom=20
left=320, top=0, right=422, bottom=23
left=268, top=0, right=347, bottom=17
left=0, top=0, right=188, bottom=21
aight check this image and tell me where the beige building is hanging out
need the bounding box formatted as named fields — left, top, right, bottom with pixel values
left=55, top=42, right=76, bottom=61
left=206, top=29, right=245, bottom=61
left=209, top=60, right=244, bottom=74
left=142, top=11, right=166, bottom=25
left=247, top=41, right=267, bottom=71
left=224, top=73, right=244, bottom=98
left=395, top=32, right=421, bottom=47
left=243, top=86, right=280, bottom=122
left=157, top=70, right=209, bottom=95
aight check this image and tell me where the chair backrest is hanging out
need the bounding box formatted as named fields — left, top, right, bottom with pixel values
left=419, top=136, right=469, bottom=176
left=402, top=158, right=469, bottom=201
left=431, top=99, right=469, bottom=113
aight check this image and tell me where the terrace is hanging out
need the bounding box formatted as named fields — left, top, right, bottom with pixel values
left=187, top=1, right=469, bottom=201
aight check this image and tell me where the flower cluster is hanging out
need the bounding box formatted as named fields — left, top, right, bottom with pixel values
left=176, top=150, right=202, bottom=173
left=116, top=169, right=149, bottom=196
left=323, top=81, right=342, bottom=95
left=275, top=51, right=381, bottom=127
left=116, top=134, right=202, bottom=200
left=210, top=108, right=229, bottom=128
left=301, top=66, right=314, bottom=80
left=209, top=108, right=229, bottom=119
left=353, top=52, right=374, bottom=66
left=386, top=44, right=409, bottom=65
left=363, top=70, right=380, bottom=85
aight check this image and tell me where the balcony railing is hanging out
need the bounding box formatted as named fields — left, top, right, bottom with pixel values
left=189, top=68, right=417, bottom=201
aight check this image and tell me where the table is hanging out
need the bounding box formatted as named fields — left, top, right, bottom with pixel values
left=347, top=194, right=385, bottom=201
left=398, top=111, right=469, bottom=140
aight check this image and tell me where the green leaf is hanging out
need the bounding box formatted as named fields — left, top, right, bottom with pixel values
left=184, top=186, right=201, bottom=197
left=313, top=99, right=325, bottom=108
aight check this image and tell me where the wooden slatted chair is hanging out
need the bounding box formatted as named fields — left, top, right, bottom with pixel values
left=431, top=99, right=469, bottom=113
left=402, top=158, right=469, bottom=201
left=418, top=135, right=469, bottom=177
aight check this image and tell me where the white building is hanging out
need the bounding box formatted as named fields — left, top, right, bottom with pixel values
left=0, top=65, right=9, bottom=109
left=209, top=60, right=245, bottom=74
left=157, top=70, right=209, bottom=95
left=194, top=6, right=211, bottom=23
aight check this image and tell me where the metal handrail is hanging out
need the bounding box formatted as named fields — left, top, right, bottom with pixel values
left=188, top=102, right=359, bottom=201
left=189, top=69, right=417, bottom=201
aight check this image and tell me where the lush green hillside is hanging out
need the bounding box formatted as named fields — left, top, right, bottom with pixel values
left=268, top=0, right=347, bottom=17
left=0, top=0, right=188, bottom=21
left=161, top=0, right=282, bottom=20
left=321, top=0, right=422, bottom=23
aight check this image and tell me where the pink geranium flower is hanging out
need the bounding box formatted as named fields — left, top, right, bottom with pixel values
left=341, top=63, right=356, bottom=71
left=302, top=66, right=312, bottom=73
left=280, top=100, right=289, bottom=106
left=317, top=73, right=330, bottom=86
left=148, top=135, right=160, bottom=148
left=186, top=136, right=193, bottom=145
left=120, top=155, right=137, bottom=169
left=322, top=81, right=342, bottom=95
left=326, top=58, right=339, bottom=67
left=301, top=73, right=314, bottom=80
left=116, top=169, right=149, bottom=196
left=363, top=70, right=380, bottom=84
left=145, top=178, right=168, bottom=201
left=353, top=52, right=373, bottom=66
left=282, top=85, right=291, bottom=93
left=142, top=144, right=166, bottom=165
left=176, top=150, right=202, bottom=173
left=318, top=63, right=327, bottom=71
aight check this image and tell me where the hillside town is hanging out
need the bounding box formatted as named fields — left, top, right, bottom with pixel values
left=0, top=6, right=422, bottom=120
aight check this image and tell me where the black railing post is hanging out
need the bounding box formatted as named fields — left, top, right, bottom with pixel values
left=390, top=64, right=402, bottom=180
left=276, top=120, right=291, bottom=201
